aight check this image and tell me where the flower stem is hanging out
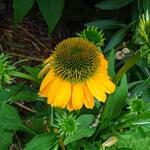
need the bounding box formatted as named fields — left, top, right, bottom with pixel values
left=58, top=138, right=66, bottom=150
left=51, top=107, right=54, bottom=126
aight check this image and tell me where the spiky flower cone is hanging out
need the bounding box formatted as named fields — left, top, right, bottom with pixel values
left=39, top=38, right=115, bottom=111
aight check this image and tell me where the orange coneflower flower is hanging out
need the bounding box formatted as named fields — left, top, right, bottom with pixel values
left=39, top=37, right=115, bottom=111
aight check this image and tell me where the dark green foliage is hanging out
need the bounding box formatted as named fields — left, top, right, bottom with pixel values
left=13, top=0, right=64, bottom=35
left=2, top=0, right=150, bottom=149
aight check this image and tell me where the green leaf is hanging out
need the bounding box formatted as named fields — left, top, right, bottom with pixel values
left=12, top=90, right=43, bottom=102
left=0, top=83, right=24, bottom=104
left=108, top=128, right=150, bottom=150
left=143, top=0, right=150, bottom=15
left=104, top=27, right=129, bottom=52
left=115, top=51, right=141, bottom=84
left=131, top=76, right=150, bottom=100
left=82, top=141, right=99, bottom=150
left=0, top=104, right=23, bottom=130
left=95, top=0, right=134, bottom=10
left=100, top=75, right=128, bottom=129
left=108, top=49, right=116, bottom=79
left=22, top=65, right=41, bottom=79
left=0, top=83, right=43, bottom=103
left=12, top=71, right=38, bottom=83
left=85, top=20, right=125, bottom=30
left=32, top=117, right=44, bottom=133
left=132, top=112, right=150, bottom=126
left=0, top=128, right=14, bottom=150
left=37, top=0, right=64, bottom=35
left=13, top=0, right=34, bottom=24
left=64, top=114, right=95, bottom=145
left=67, top=141, right=82, bottom=150
left=23, top=133, right=57, bottom=150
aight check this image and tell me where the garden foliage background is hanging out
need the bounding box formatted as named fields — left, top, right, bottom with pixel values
left=1, top=0, right=150, bottom=150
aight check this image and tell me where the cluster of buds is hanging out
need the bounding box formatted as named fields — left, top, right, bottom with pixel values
left=136, top=11, right=150, bottom=63
left=0, top=53, right=16, bottom=89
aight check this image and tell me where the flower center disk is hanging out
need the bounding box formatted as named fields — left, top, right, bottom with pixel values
left=52, top=38, right=100, bottom=83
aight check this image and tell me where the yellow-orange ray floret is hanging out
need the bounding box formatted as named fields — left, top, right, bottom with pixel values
left=84, top=84, right=94, bottom=109
left=72, top=83, right=85, bottom=110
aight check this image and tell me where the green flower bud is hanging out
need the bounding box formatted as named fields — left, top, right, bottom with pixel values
left=77, top=26, right=105, bottom=48
left=55, top=112, right=78, bottom=137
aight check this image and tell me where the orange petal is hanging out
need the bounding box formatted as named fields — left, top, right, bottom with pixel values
left=52, top=80, right=71, bottom=108
left=39, top=70, right=55, bottom=97
left=87, top=77, right=106, bottom=102
left=99, top=53, right=108, bottom=69
left=84, top=84, right=94, bottom=109
left=67, top=99, right=74, bottom=111
left=97, top=74, right=116, bottom=93
left=39, top=69, right=54, bottom=91
left=47, top=77, right=63, bottom=105
left=91, top=73, right=115, bottom=94
left=72, top=83, right=84, bottom=110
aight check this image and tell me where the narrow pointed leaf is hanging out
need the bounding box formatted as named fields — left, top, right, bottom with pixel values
left=13, top=0, right=34, bottom=24
left=37, top=0, right=64, bottom=35
left=85, top=20, right=125, bottom=29
left=104, top=27, right=128, bottom=52
left=95, top=0, right=134, bottom=10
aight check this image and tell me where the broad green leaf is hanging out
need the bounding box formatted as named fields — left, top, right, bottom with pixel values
left=0, top=128, right=14, bottom=150
left=108, top=49, right=116, bottom=79
left=104, top=27, right=129, bottom=52
left=32, top=117, right=44, bottom=133
left=67, top=141, right=82, bottom=150
left=64, top=114, right=95, bottom=145
left=23, top=133, right=57, bottom=150
left=100, top=75, right=128, bottom=129
left=13, top=0, right=34, bottom=24
left=0, top=104, right=23, bottom=130
left=85, top=20, right=125, bottom=30
left=0, top=83, right=24, bottom=104
left=82, top=141, right=99, bottom=150
left=12, top=90, right=43, bottom=102
left=37, top=0, right=64, bottom=35
left=0, top=83, right=42, bottom=103
left=95, top=0, right=134, bottom=10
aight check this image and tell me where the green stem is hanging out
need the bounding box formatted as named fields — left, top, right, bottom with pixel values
left=115, top=51, right=141, bottom=84
left=51, top=107, right=54, bottom=126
